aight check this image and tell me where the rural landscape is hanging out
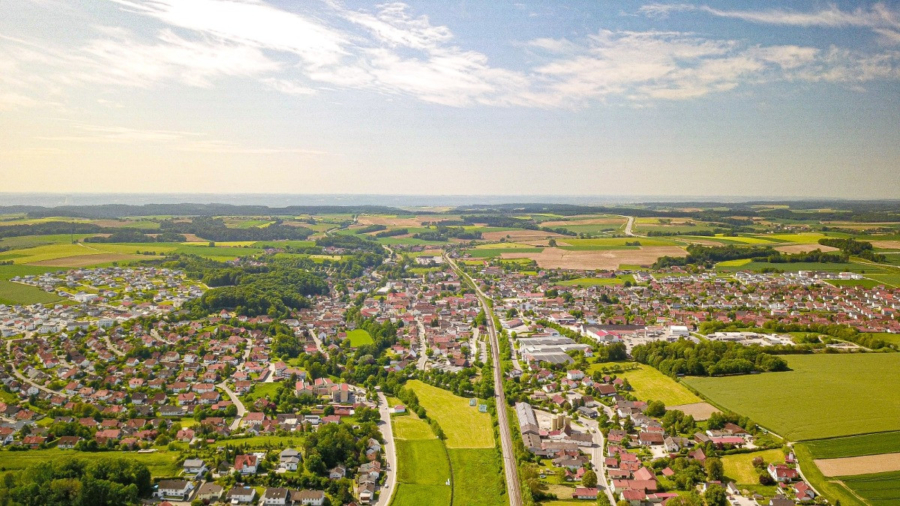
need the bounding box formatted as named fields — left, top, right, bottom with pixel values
left=4, top=0, right=900, bottom=505
left=0, top=201, right=897, bottom=506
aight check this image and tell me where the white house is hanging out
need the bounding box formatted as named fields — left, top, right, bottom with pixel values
left=156, top=480, right=193, bottom=501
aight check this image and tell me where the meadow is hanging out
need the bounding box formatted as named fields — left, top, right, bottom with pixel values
left=0, top=280, right=63, bottom=305
left=347, top=329, right=374, bottom=347
left=0, top=448, right=181, bottom=477
left=448, top=448, right=506, bottom=506
left=406, top=380, right=494, bottom=449
left=391, top=423, right=452, bottom=506
left=393, top=416, right=437, bottom=440
left=721, top=449, right=784, bottom=483
left=557, top=277, right=624, bottom=287
left=590, top=363, right=701, bottom=406
left=684, top=354, right=900, bottom=441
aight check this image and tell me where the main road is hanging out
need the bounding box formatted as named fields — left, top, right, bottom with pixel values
left=446, top=254, right=523, bottom=506
left=374, top=392, right=398, bottom=506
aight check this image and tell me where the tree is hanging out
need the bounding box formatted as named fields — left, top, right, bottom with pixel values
left=705, top=457, right=724, bottom=481
left=582, top=469, right=598, bottom=488
left=645, top=400, right=666, bottom=417
left=704, top=484, right=728, bottom=506
left=548, top=238, right=557, bottom=247
left=622, top=417, right=634, bottom=433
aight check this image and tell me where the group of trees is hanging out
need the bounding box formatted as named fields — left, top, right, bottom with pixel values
left=819, top=237, right=887, bottom=262
left=654, top=244, right=849, bottom=269
left=157, top=217, right=314, bottom=242
left=84, top=230, right=186, bottom=243
left=632, top=340, right=789, bottom=377
left=413, top=226, right=482, bottom=241
left=0, top=458, right=152, bottom=506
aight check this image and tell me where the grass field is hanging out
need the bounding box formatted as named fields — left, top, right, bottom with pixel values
left=467, top=248, right=543, bottom=258
left=391, top=484, right=451, bottom=506
left=684, top=354, right=900, bottom=441
left=347, top=329, right=374, bottom=347
left=393, top=416, right=437, bottom=440
left=396, top=439, right=451, bottom=485
left=406, top=380, right=494, bottom=449
left=838, top=471, right=900, bottom=506
left=589, top=364, right=701, bottom=406
left=0, top=280, right=63, bottom=305
left=716, top=261, right=887, bottom=274
left=562, top=238, right=677, bottom=248
left=448, top=448, right=506, bottom=506
left=242, top=382, right=282, bottom=404
left=805, top=432, right=900, bottom=460
left=0, top=449, right=181, bottom=477
left=722, top=449, right=784, bottom=483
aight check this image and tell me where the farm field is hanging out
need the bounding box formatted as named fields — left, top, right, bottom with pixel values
left=562, top=237, right=677, bottom=247
left=391, top=484, right=451, bottom=506
left=405, top=380, right=494, bottom=449
left=816, top=453, right=900, bottom=477
left=347, top=329, right=374, bottom=347
left=684, top=354, right=900, bottom=441
left=792, top=444, right=865, bottom=506
left=467, top=248, right=542, bottom=259
left=500, top=246, right=686, bottom=270
left=838, top=471, right=900, bottom=506
left=722, top=449, right=784, bottom=483
left=392, top=437, right=452, bottom=506
left=589, top=364, right=701, bottom=406
left=805, top=432, right=900, bottom=460
left=448, top=448, right=506, bottom=506
left=556, top=277, right=623, bottom=287
left=716, top=261, right=886, bottom=274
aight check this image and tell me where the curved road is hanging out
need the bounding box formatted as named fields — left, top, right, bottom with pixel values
left=446, top=254, right=522, bottom=506
left=375, top=392, right=397, bottom=506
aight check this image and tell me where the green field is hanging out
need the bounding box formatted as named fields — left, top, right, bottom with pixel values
left=721, top=449, right=784, bottom=484
left=839, top=471, right=900, bottom=506
left=242, top=382, right=282, bottom=404
left=448, top=448, right=506, bottom=506
left=466, top=248, right=542, bottom=258
left=562, top=237, right=677, bottom=248
left=406, top=381, right=494, bottom=449
left=716, top=261, right=887, bottom=274
left=348, top=329, right=374, bottom=347
left=792, top=444, right=865, bottom=506
left=0, top=449, right=180, bottom=477
left=556, top=277, right=623, bottom=287
left=805, top=432, right=900, bottom=459
left=0, top=280, right=64, bottom=305
left=684, top=354, right=900, bottom=441
left=590, top=364, right=701, bottom=406
left=393, top=416, right=437, bottom=440
left=396, top=439, right=451, bottom=485
left=391, top=484, right=451, bottom=506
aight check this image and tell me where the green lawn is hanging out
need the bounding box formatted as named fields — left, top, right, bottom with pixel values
left=0, top=280, right=63, bottom=305
left=393, top=416, right=437, bottom=441
left=805, top=432, right=900, bottom=459
left=684, top=354, right=900, bottom=441
left=242, top=382, right=282, bottom=403
left=0, top=449, right=180, bottom=478
left=722, top=449, right=784, bottom=484
left=589, top=364, right=701, bottom=406
left=449, top=448, right=506, bottom=506
left=557, top=277, right=624, bottom=287
left=347, top=329, right=374, bottom=347
left=839, top=471, right=900, bottom=506
left=406, top=381, right=494, bottom=449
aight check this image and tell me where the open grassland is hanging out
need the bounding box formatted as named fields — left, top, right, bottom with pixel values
left=449, top=448, right=506, bottom=506
left=588, top=363, right=701, bottom=406
left=716, top=261, right=886, bottom=274
left=0, top=449, right=180, bottom=478
left=0, top=264, right=62, bottom=281
left=759, top=233, right=829, bottom=243
left=0, top=280, right=64, bottom=305
left=474, top=242, right=538, bottom=249
left=0, top=241, right=264, bottom=267
left=468, top=248, right=542, bottom=258
left=827, top=279, right=888, bottom=289
left=817, top=453, right=900, bottom=477
left=0, top=234, right=94, bottom=249
left=406, top=380, right=494, bottom=449
left=562, top=237, right=677, bottom=248
left=347, top=329, right=374, bottom=347
left=838, top=471, right=900, bottom=506
left=393, top=416, right=437, bottom=440
left=684, top=354, right=900, bottom=441
left=667, top=402, right=719, bottom=421
left=722, top=449, right=784, bottom=483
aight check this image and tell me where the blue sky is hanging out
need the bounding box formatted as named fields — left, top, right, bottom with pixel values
left=1, top=0, right=899, bottom=198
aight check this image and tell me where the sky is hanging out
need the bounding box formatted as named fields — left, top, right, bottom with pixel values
left=1, top=0, right=900, bottom=199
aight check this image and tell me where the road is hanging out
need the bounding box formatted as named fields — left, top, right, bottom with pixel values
left=416, top=319, right=428, bottom=370
left=622, top=215, right=637, bottom=236
left=446, top=254, right=523, bottom=506
left=375, top=392, right=397, bottom=506
left=218, top=381, right=246, bottom=431
left=578, top=416, right=617, bottom=505
left=102, top=335, right=125, bottom=357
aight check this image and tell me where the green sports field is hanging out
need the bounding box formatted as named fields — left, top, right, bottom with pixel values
left=684, top=354, right=900, bottom=441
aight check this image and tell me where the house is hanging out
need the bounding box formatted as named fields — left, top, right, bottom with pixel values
left=194, top=482, right=223, bottom=503
left=261, top=487, right=290, bottom=505
left=235, top=454, right=258, bottom=474
left=226, top=486, right=257, bottom=504
left=182, top=458, right=206, bottom=476
left=794, top=482, right=816, bottom=501
left=57, top=436, right=81, bottom=449
left=573, top=487, right=599, bottom=500
left=769, top=497, right=795, bottom=506
left=329, top=465, right=346, bottom=480
left=293, top=489, right=326, bottom=506
left=768, top=463, right=799, bottom=483
left=156, top=480, right=193, bottom=501
left=280, top=448, right=301, bottom=471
